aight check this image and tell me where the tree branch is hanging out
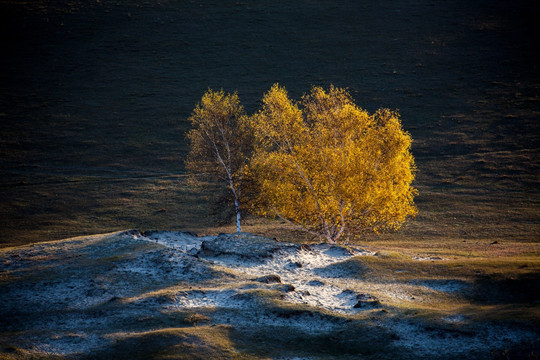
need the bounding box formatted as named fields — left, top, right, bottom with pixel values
left=273, top=209, right=332, bottom=242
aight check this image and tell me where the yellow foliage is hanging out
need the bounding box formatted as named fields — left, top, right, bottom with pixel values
left=185, top=89, right=248, bottom=180
left=185, top=89, right=251, bottom=232
left=247, top=84, right=417, bottom=243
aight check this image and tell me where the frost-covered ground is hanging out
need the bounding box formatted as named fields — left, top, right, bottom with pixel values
left=0, top=231, right=537, bottom=359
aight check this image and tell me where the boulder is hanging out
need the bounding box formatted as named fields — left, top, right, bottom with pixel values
left=198, top=233, right=297, bottom=259
left=353, top=293, right=381, bottom=309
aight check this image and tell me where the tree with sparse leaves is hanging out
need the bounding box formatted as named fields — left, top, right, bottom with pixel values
left=245, top=84, right=417, bottom=243
left=185, top=89, right=251, bottom=233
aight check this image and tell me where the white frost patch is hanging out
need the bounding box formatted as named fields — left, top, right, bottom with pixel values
left=199, top=244, right=372, bottom=313
left=413, top=256, right=445, bottom=261
left=138, top=231, right=213, bottom=254
left=3, top=231, right=537, bottom=359
left=172, top=289, right=248, bottom=309
left=415, top=280, right=470, bottom=293
left=285, top=284, right=359, bottom=312
left=443, top=314, right=466, bottom=323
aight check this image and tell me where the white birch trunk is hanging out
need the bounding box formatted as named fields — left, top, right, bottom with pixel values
left=234, top=198, right=241, bottom=233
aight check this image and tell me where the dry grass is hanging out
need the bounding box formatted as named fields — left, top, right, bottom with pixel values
left=100, top=326, right=259, bottom=360
left=1, top=1, right=538, bottom=358
left=0, top=0, right=538, bottom=251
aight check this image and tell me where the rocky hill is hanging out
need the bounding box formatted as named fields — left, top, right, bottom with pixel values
left=1, top=231, right=538, bottom=359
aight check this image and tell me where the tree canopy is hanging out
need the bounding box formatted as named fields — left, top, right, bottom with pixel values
left=184, top=84, right=417, bottom=243
left=245, top=84, right=417, bottom=243
left=185, top=89, right=251, bottom=232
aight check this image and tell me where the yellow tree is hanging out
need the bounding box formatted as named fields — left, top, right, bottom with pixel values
left=185, top=89, right=251, bottom=232
left=247, top=84, right=417, bottom=243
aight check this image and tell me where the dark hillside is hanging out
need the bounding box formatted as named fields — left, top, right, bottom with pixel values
left=0, top=0, right=539, bottom=245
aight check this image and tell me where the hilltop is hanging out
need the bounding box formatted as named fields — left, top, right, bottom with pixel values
left=1, top=231, right=538, bottom=359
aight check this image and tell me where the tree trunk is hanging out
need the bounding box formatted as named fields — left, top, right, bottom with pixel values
left=234, top=198, right=241, bottom=233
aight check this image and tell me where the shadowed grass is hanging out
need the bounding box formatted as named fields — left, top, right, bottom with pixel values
left=91, top=326, right=258, bottom=360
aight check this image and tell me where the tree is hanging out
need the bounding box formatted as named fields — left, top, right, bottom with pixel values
left=185, top=89, right=251, bottom=233
left=246, top=84, right=417, bottom=243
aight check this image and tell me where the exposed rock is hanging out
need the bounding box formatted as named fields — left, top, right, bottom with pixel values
left=2, top=230, right=536, bottom=359
left=322, top=245, right=356, bottom=257
left=353, top=293, right=381, bottom=308
left=314, top=258, right=367, bottom=278
left=198, top=233, right=296, bottom=259
left=277, top=284, right=296, bottom=292
left=255, top=274, right=282, bottom=284
left=337, top=291, right=381, bottom=309
left=142, top=230, right=198, bottom=238
left=286, top=261, right=303, bottom=269
left=353, top=300, right=381, bottom=309
left=356, top=293, right=378, bottom=301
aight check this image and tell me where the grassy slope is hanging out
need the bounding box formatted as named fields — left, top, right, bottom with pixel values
left=0, top=1, right=538, bottom=357
left=0, top=0, right=538, bottom=248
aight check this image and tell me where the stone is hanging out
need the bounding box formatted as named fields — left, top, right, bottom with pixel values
left=277, top=284, right=296, bottom=292
left=255, top=274, right=282, bottom=284
left=198, top=233, right=297, bottom=259
left=353, top=293, right=381, bottom=309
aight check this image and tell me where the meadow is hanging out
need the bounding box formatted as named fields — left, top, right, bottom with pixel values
left=0, top=0, right=539, bottom=358
left=1, top=0, right=538, bottom=247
